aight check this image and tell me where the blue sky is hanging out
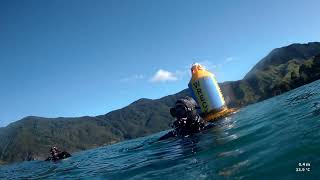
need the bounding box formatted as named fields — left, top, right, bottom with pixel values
left=1, top=0, right=320, bottom=127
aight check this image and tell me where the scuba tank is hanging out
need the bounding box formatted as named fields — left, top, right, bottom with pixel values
left=188, top=63, right=230, bottom=121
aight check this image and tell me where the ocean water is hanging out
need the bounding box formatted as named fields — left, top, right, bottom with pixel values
left=1, top=80, right=320, bottom=180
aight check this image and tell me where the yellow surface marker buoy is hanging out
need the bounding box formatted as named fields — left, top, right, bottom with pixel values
left=188, top=63, right=237, bottom=122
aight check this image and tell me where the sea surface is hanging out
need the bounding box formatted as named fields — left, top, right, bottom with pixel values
left=1, top=80, right=320, bottom=180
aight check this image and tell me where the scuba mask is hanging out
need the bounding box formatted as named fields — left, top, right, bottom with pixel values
left=170, top=96, right=199, bottom=119
left=170, top=104, right=190, bottom=118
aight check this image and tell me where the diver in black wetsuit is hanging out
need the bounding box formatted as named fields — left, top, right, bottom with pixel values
left=45, top=146, right=71, bottom=161
left=159, top=96, right=213, bottom=140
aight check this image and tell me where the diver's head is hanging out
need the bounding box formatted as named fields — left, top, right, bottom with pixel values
left=170, top=96, right=199, bottom=119
left=50, top=146, right=58, bottom=153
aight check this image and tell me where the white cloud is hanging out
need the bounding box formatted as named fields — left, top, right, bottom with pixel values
left=120, top=74, right=144, bottom=83
left=150, top=69, right=178, bottom=82
left=196, top=60, right=219, bottom=71
left=225, top=57, right=234, bottom=63
left=125, top=57, right=236, bottom=84
left=175, top=69, right=190, bottom=79
left=195, top=57, right=236, bottom=71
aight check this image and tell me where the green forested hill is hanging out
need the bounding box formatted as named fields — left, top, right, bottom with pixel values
left=1, top=42, right=320, bottom=163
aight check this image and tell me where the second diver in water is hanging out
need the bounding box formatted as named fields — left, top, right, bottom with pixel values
left=159, top=96, right=214, bottom=140
left=45, top=146, right=71, bottom=161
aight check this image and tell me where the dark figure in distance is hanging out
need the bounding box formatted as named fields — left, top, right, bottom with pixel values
left=45, top=146, right=71, bottom=161
left=159, top=96, right=213, bottom=140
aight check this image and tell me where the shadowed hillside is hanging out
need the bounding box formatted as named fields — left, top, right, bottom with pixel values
left=1, top=42, right=320, bottom=163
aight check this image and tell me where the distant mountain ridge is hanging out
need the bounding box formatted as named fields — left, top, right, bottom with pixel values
left=245, top=42, right=320, bottom=78
left=1, top=42, right=320, bottom=163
